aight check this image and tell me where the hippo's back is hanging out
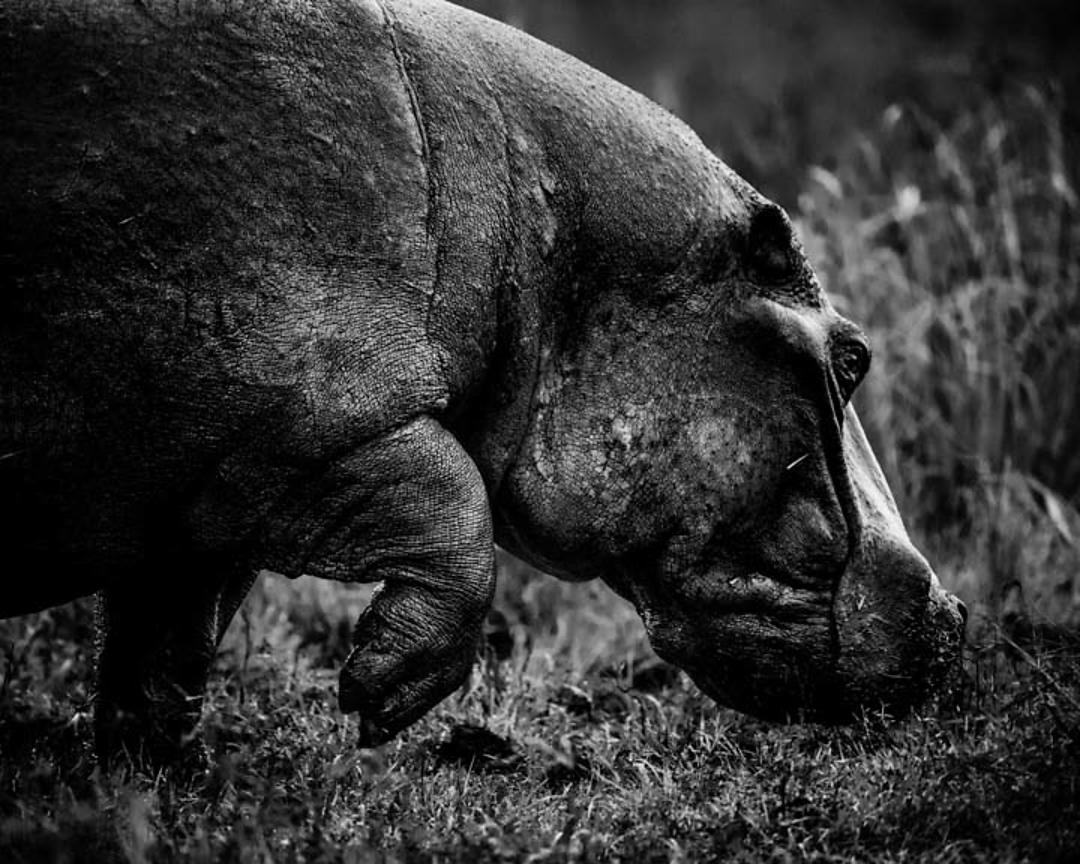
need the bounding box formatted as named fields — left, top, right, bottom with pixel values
left=0, top=0, right=440, bottom=606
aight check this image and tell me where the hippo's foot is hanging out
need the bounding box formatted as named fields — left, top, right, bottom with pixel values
left=335, top=418, right=495, bottom=742
left=93, top=558, right=254, bottom=767
left=93, top=699, right=203, bottom=770
left=265, top=416, right=495, bottom=743
left=339, top=587, right=485, bottom=746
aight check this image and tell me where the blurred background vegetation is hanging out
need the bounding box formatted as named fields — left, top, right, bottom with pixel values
left=457, top=0, right=1080, bottom=631
left=462, top=0, right=1079, bottom=205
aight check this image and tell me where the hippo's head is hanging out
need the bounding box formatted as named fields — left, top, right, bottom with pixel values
left=492, top=179, right=965, bottom=722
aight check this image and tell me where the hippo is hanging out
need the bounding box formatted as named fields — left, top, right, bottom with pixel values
left=0, top=0, right=965, bottom=759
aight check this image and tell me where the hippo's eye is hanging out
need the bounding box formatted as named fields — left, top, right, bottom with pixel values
left=747, top=205, right=796, bottom=286
left=832, top=337, right=871, bottom=402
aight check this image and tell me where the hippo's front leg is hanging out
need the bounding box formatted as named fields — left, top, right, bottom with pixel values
left=271, top=416, right=495, bottom=744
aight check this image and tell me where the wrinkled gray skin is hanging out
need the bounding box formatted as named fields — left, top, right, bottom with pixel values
left=0, top=0, right=964, bottom=758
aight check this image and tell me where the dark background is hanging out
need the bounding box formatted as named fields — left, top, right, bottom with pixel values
left=459, top=0, right=1079, bottom=204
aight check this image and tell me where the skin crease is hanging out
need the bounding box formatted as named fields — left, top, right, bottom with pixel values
left=0, top=0, right=964, bottom=758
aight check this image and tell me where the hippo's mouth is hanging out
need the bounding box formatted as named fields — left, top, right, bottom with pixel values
left=631, top=549, right=966, bottom=723
left=640, top=589, right=842, bottom=723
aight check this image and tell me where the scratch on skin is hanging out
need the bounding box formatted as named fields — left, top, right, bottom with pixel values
left=375, top=0, right=430, bottom=168
left=786, top=453, right=809, bottom=471
left=373, top=0, right=444, bottom=353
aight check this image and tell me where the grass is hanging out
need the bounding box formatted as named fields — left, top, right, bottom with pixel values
left=2, top=571, right=1079, bottom=862
left=3, top=84, right=1080, bottom=862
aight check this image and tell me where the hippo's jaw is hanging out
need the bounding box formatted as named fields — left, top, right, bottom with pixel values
left=631, top=569, right=838, bottom=722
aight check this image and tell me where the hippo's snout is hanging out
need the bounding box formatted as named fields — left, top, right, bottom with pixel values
left=832, top=533, right=966, bottom=718
left=666, top=540, right=966, bottom=724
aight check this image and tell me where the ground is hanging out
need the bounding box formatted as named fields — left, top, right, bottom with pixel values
left=2, top=551, right=1078, bottom=863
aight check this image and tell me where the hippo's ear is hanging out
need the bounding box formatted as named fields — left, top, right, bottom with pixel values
left=745, top=204, right=798, bottom=287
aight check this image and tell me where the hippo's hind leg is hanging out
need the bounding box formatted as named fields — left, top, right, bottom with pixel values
left=266, top=415, right=496, bottom=744
left=93, top=555, right=255, bottom=764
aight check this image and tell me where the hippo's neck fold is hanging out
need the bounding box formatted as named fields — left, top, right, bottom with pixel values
left=387, top=0, right=759, bottom=500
